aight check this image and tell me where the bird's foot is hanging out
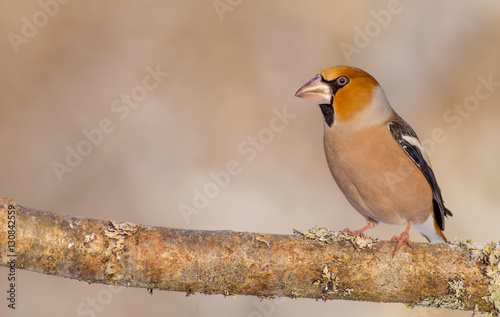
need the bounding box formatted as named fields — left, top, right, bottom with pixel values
left=391, top=221, right=413, bottom=252
left=342, top=223, right=374, bottom=237
left=342, top=228, right=365, bottom=237
left=391, top=233, right=412, bottom=251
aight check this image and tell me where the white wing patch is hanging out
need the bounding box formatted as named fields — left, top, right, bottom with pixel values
left=388, top=117, right=452, bottom=231
left=401, top=134, right=429, bottom=165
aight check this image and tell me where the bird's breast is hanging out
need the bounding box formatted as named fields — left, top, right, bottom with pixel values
left=323, top=124, right=432, bottom=225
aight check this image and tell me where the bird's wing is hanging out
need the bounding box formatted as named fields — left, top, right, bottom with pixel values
left=388, top=116, right=452, bottom=230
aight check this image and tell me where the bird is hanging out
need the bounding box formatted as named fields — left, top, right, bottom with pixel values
left=294, top=65, right=452, bottom=250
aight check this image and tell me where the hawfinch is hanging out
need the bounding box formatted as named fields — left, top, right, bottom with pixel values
left=295, top=65, right=452, bottom=250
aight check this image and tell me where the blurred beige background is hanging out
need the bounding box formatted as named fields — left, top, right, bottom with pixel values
left=1, top=0, right=500, bottom=316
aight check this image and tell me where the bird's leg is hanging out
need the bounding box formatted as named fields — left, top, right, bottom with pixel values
left=391, top=221, right=413, bottom=251
left=342, top=222, right=374, bottom=237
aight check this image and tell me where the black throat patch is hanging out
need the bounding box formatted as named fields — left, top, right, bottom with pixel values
left=319, top=104, right=334, bottom=127
left=318, top=78, right=344, bottom=127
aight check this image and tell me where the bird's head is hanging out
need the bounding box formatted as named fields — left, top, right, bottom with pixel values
left=295, top=65, right=392, bottom=127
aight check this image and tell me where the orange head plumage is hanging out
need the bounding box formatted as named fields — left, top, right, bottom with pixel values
left=295, top=65, right=392, bottom=126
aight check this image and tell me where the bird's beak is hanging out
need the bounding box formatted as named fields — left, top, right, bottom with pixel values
left=294, top=74, right=332, bottom=104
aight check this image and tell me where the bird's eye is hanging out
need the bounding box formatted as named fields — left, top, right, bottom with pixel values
left=337, top=76, right=349, bottom=86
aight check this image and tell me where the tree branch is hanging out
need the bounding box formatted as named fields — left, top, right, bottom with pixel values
left=0, top=198, right=499, bottom=313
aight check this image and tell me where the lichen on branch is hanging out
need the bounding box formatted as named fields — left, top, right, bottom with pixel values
left=0, top=198, right=498, bottom=314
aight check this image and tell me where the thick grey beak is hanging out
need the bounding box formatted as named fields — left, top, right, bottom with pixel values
left=294, top=74, right=332, bottom=104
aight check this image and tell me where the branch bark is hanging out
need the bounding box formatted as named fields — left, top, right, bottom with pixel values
left=0, top=198, right=499, bottom=313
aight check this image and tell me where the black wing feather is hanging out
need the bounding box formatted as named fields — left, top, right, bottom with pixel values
left=388, top=116, right=452, bottom=230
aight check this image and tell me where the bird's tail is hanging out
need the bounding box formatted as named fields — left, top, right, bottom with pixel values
left=412, top=214, right=447, bottom=243
left=420, top=228, right=447, bottom=243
